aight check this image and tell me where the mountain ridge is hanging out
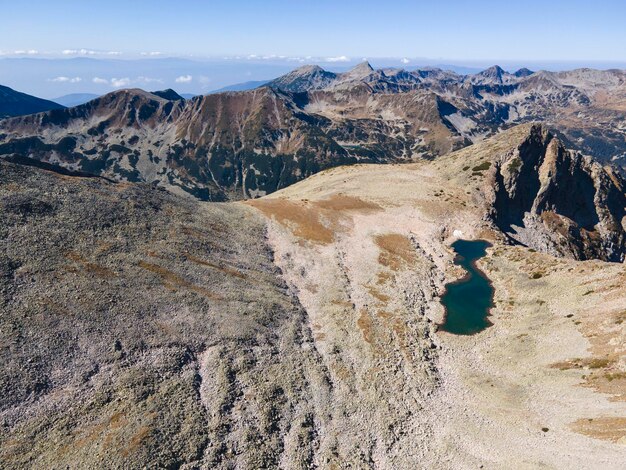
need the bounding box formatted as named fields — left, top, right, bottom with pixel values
left=0, top=84, right=64, bottom=118
left=1, top=63, right=625, bottom=200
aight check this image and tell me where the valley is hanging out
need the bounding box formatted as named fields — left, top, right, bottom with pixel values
left=3, top=2, right=625, bottom=468
left=1, top=123, right=624, bottom=468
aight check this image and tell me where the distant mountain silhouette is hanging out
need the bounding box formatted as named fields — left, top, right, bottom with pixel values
left=209, top=80, right=269, bottom=93
left=0, top=85, right=64, bottom=118
left=52, top=93, right=100, bottom=107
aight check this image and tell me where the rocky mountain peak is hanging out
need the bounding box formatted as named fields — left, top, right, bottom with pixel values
left=266, top=64, right=337, bottom=92
left=291, top=64, right=325, bottom=75
left=514, top=67, right=534, bottom=78
left=151, top=89, right=184, bottom=100
left=352, top=61, right=374, bottom=72
left=342, top=61, right=376, bottom=80
left=482, top=64, right=505, bottom=76
left=488, top=124, right=626, bottom=261
left=471, top=65, right=512, bottom=84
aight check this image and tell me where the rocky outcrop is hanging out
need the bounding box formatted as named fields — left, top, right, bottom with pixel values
left=488, top=124, right=626, bottom=262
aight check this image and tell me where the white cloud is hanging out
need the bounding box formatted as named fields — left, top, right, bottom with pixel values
left=14, top=49, right=39, bottom=55
left=63, top=48, right=96, bottom=55
left=141, top=51, right=162, bottom=56
left=92, top=76, right=162, bottom=87
left=401, top=58, right=410, bottom=64
left=137, top=76, right=164, bottom=84
left=62, top=48, right=121, bottom=56
left=175, top=75, right=193, bottom=83
left=49, top=76, right=82, bottom=83
left=111, top=77, right=131, bottom=87
left=325, top=55, right=350, bottom=62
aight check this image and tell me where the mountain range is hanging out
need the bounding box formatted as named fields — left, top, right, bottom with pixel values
left=1, top=62, right=626, bottom=201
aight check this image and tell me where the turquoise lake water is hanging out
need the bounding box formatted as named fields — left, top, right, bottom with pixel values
left=440, top=239, right=494, bottom=335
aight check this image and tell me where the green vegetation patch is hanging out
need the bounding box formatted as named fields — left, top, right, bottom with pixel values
left=472, top=161, right=491, bottom=172
left=507, top=157, right=522, bottom=172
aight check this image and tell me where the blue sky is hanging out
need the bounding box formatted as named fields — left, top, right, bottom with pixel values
left=3, top=0, right=626, bottom=61
left=2, top=1, right=626, bottom=98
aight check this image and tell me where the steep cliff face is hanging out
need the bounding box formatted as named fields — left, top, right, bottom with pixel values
left=488, top=125, right=626, bottom=262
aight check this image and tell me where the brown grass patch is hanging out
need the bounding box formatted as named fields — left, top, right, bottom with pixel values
left=330, top=363, right=352, bottom=381
left=1, top=182, right=22, bottom=192
left=357, top=309, right=375, bottom=344
left=541, top=211, right=572, bottom=238
left=376, top=271, right=393, bottom=285
left=65, top=251, right=117, bottom=279
left=366, top=285, right=391, bottom=303
left=392, top=317, right=409, bottom=358
left=95, top=241, right=115, bottom=254
left=375, top=234, right=417, bottom=271
left=330, top=299, right=354, bottom=309
left=70, top=423, right=107, bottom=452
left=571, top=417, right=626, bottom=443
left=121, top=425, right=152, bottom=457
left=315, top=194, right=381, bottom=212
left=102, top=412, right=129, bottom=448
left=183, top=252, right=246, bottom=279
left=180, top=225, right=208, bottom=240
left=249, top=195, right=381, bottom=244
left=377, top=310, right=394, bottom=320
left=249, top=199, right=334, bottom=244
left=552, top=357, right=614, bottom=371
left=138, top=261, right=222, bottom=299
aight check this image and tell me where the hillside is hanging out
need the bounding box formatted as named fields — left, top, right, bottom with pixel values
left=1, top=124, right=625, bottom=468
left=0, top=85, right=64, bottom=119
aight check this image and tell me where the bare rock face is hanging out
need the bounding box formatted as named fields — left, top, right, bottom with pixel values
left=488, top=124, right=626, bottom=262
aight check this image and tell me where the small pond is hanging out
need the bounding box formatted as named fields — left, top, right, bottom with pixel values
left=439, top=239, right=494, bottom=335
